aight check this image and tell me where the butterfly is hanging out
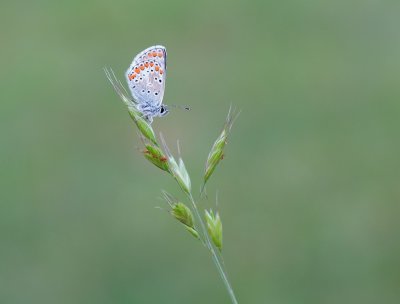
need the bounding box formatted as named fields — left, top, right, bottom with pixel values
left=125, top=45, right=168, bottom=123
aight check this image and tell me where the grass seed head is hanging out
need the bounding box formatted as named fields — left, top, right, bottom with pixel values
left=205, top=209, right=223, bottom=252
left=128, top=107, right=158, bottom=146
left=160, top=136, right=192, bottom=195
left=202, top=106, right=239, bottom=193
left=171, top=202, right=194, bottom=228
left=162, top=191, right=199, bottom=239
left=143, top=144, right=169, bottom=172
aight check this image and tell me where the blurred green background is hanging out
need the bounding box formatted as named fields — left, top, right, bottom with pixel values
left=1, top=0, right=399, bottom=303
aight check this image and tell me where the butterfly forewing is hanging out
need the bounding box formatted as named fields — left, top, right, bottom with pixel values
left=125, top=45, right=167, bottom=108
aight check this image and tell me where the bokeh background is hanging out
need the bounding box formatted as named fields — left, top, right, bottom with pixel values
left=1, top=0, right=399, bottom=303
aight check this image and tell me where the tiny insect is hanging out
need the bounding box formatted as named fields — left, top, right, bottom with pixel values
left=125, top=45, right=168, bottom=123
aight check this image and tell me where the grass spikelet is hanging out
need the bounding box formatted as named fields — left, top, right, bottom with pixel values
left=160, top=135, right=191, bottom=195
left=202, top=106, right=239, bottom=193
left=161, top=191, right=199, bottom=239
left=205, top=209, right=223, bottom=252
left=143, top=144, right=169, bottom=172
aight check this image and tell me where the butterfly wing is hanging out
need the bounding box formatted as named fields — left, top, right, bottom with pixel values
left=125, top=45, right=167, bottom=108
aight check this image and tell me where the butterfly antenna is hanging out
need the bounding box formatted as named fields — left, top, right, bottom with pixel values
left=169, top=104, right=191, bottom=111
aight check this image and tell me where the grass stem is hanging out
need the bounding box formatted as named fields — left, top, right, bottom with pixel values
left=188, top=194, right=238, bottom=304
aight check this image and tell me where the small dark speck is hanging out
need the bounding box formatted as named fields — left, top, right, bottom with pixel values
left=155, top=92, right=158, bottom=95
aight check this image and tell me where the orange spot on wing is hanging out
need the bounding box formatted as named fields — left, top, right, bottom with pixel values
left=144, top=62, right=149, bottom=67
left=135, top=68, right=140, bottom=74
left=157, top=52, right=163, bottom=57
left=152, top=52, right=157, bottom=57
left=150, top=62, right=154, bottom=67
left=128, top=74, right=135, bottom=80
left=155, top=66, right=160, bottom=71
left=159, top=69, right=163, bottom=74
left=140, top=65, right=145, bottom=70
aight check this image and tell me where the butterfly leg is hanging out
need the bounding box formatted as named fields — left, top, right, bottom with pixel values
left=145, top=115, right=153, bottom=124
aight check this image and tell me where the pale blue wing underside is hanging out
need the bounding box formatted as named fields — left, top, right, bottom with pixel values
left=125, top=45, right=167, bottom=109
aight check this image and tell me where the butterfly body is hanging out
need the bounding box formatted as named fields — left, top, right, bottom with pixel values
left=125, top=45, right=168, bottom=123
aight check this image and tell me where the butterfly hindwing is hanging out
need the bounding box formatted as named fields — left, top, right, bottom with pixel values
left=125, top=45, right=167, bottom=108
